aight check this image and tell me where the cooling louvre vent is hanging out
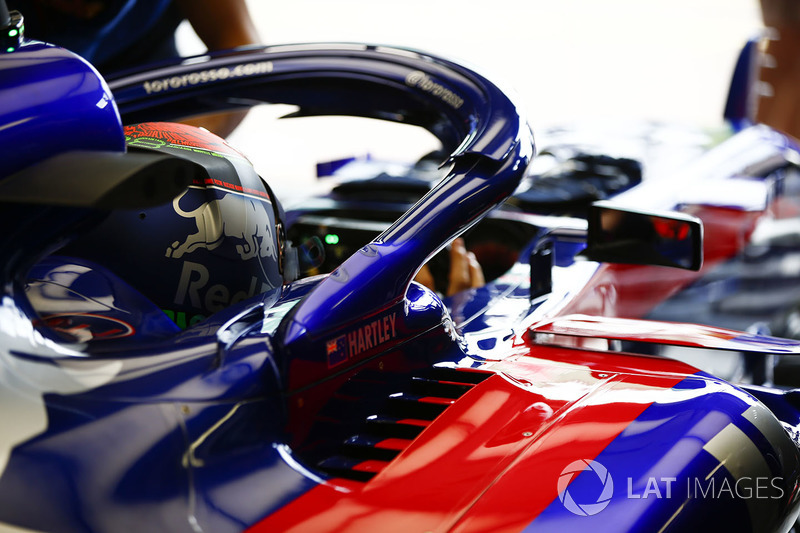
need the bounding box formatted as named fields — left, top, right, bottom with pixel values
left=316, top=366, right=492, bottom=482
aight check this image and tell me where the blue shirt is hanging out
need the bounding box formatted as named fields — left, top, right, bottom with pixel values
left=9, top=0, right=182, bottom=72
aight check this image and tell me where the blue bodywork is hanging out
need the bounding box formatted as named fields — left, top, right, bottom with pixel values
left=0, top=37, right=535, bottom=530
left=0, top=42, right=124, bottom=177
left=4, top=11, right=800, bottom=533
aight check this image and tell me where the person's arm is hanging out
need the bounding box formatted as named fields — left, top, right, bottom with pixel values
left=175, top=0, right=261, bottom=50
left=174, top=0, right=261, bottom=137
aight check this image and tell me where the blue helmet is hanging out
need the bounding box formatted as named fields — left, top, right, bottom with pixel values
left=60, top=122, right=292, bottom=327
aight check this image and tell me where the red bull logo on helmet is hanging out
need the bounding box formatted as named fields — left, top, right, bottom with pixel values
left=165, top=185, right=280, bottom=317
left=71, top=122, right=289, bottom=324
left=173, top=261, right=270, bottom=314
left=166, top=188, right=278, bottom=262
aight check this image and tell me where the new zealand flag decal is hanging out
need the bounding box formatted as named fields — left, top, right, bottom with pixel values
left=326, top=335, right=348, bottom=367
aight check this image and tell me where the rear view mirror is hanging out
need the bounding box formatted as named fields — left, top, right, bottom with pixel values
left=581, top=201, right=703, bottom=271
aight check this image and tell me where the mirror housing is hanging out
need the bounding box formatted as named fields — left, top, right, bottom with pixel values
left=581, top=201, right=703, bottom=271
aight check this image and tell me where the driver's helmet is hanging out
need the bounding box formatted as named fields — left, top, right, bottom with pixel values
left=60, top=122, right=292, bottom=327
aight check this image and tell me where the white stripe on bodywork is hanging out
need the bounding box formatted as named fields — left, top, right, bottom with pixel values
left=0, top=297, right=121, bottom=479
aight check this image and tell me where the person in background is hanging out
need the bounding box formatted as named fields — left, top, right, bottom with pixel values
left=8, top=0, right=260, bottom=74
left=754, top=0, right=800, bottom=140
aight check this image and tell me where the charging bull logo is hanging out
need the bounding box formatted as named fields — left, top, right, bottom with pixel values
left=164, top=187, right=281, bottom=317
left=166, top=189, right=277, bottom=262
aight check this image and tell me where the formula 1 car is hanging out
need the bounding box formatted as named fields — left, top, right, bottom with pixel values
left=3, top=3, right=800, bottom=532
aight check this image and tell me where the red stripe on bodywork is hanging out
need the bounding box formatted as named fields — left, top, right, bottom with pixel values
left=353, top=460, right=389, bottom=473
left=249, top=346, right=697, bottom=532
left=418, top=397, right=456, bottom=405
left=375, top=438, right=412, bottom=451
